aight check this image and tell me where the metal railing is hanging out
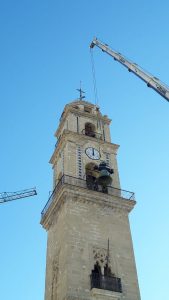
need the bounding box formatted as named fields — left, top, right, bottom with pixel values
left=41, top=175, right=135, bottom=217
left=90, top=273, right=122, bottom=293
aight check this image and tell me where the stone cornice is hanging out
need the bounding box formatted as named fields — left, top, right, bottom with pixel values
left=40, top=189, right=66, bottom=230
left=91, top=288, right=122, bottom=299
left=49, top=130, right=120, bottom=165
left=40, top=184, right=136, bottom=231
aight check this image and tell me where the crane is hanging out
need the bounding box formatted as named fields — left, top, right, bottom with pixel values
left=90, top=37, right=169, bottom=102
left=0, top=187, right=37, bottom=204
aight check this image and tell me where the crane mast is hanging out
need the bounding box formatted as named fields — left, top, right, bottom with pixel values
left=0, top=188, right=37, bottom=204
left=90, top=38, right=169, bottom=102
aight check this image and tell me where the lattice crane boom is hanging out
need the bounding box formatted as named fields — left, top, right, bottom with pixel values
left=90, top=37, right=169, bottom=102
left=0, top=188, right=37, bottom=204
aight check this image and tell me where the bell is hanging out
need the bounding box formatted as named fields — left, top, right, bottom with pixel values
left=97, top=169, right=112, bottom=187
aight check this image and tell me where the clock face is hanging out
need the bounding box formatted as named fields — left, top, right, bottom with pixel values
left=85, top=147, right=100, bottom=160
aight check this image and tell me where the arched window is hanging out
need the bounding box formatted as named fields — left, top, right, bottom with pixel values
left=91, top=262, right=113, bottom=277
left=92, top=262, right=101, bottom=275
left=85, top=122, right=96, bottom=137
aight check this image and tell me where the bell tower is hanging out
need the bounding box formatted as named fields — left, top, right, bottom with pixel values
left=41, top=100, right=141, bottom=300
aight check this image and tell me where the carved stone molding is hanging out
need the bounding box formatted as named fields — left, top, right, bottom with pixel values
left=93, top=247, right=108, bottom=271
left=41, top=183, right=135, bottom=230
left=93, top=247, right=112, bottom=274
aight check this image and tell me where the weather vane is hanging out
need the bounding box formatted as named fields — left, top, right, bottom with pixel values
left=77, top=81, right=85, bottom=101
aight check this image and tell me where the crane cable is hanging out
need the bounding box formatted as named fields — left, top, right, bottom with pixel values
left=90, top=48, right=99, bottom=106
left=90, top=48, right=102, bottom=156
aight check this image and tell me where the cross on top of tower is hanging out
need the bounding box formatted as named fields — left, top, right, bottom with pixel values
left=77, top=81, right=85, bottom=101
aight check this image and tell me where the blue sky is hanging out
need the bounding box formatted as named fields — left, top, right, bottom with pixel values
left=0, top=1, right=169, bottom=299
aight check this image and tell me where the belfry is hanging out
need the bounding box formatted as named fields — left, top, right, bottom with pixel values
left=41, top=99, right=141, bottom=300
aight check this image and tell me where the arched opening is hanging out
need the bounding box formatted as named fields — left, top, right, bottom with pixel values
left=104, top=263, right=114, bottom=277
left=91, top=262, right=113, bottom=277
left=85, top=163, right=99, bottom=191
left=85, top=122, right=96, bottom=137
left=92, top=262, right=102, bottom=276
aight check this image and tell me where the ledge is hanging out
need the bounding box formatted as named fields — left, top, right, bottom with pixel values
left=40, top=175, right=136, bottom=230
left=91, top=288, right=122, bottom=299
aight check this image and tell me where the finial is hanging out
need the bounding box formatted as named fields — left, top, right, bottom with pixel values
left=77, top=81, right=85, bottom=101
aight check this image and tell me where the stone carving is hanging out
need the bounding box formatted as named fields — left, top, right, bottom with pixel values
left=93, top=247, right=109, bottom=274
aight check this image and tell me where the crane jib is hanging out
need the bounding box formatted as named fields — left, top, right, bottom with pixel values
left=0, top=188, right=37, bottom=204
left=91, top=38, right=169, bottom=102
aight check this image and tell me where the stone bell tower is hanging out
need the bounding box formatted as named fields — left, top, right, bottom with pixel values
left=41, top=99, right=141, bottom=300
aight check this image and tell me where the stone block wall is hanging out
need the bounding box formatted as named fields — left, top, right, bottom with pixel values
left=43, top=189, right=140, bottom=300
